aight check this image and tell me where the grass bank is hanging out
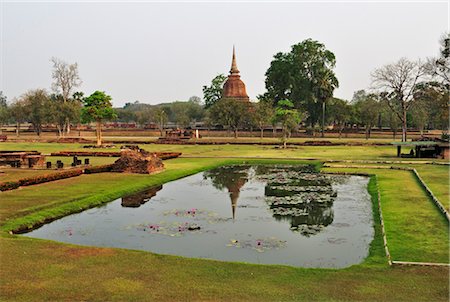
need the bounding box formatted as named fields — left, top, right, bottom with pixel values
left=323, top=167, right=449, bottom=264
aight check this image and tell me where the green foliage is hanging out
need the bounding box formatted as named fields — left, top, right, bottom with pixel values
left=22, top=89, right=52, bottom=135
left=272, top=100, right=301, bottom=147
left=49, top=94, right=82, bottom=136
left=81, top=91, right=116, bottom=123
left=354, top=93, right=380, bottom=139
left=202, top=74, right=227, bottom=109
left=263, top=39, right=338, bottom=127
left=0, top=91, right=8, bottom=127
left=209, top=98, right=250, bottom=138
left=327, top=98, right=351, bottom=137
left=413, top=81, right=449, bottom=131
left=253, top=100, right=275, bottom=137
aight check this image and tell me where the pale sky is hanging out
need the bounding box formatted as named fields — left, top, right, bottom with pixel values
left=1, top=1, right=448, bottom=107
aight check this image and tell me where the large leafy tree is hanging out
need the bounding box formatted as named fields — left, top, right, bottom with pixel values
left=272, top=99, right=301, bottom=148
left=263, top=39, right=338, bottom=131
left=413, top=81, right=448, bottom=132
left=202, top=74, right=227, bottom=109
left=22, top=89, right=52, bottom=136
left=81, top=91, right=116, bottom=146
left=9, top=99, right=28, bottom=137
left=209, top=98, right=250, bottom=138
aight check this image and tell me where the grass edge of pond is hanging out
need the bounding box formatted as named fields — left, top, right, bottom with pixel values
left=1, top=159, right=387, bottom=269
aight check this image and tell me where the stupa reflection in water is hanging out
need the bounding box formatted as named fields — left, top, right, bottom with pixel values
left=203, top=165, right=249, bottom=220
left=203, top=165, right=335, bottom=236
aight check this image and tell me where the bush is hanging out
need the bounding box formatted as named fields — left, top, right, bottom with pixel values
left=0, top=181, right=20, bottom=191
left=84, top=164, right=113, bottom=174
left=155, top=152, right=182, bottom=160
left=0, top=169, right=83, bottom=192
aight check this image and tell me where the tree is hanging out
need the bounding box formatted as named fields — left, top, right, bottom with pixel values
left=425, top=32, right=450, bottom=87
left=202, top=74, right=227, bottom=109
left=371, top=58, right=426, bottom=141
left=209, top=98, right=250, bottom=138
left=253, top=100, right=274, bottom=139
left=22, top=89, right=51, bottom=136
left=49, top=94, right=81, bottom=137
left=0, top=92, right=8, bottom=133
left=9, top=99, right=27, bottom=137
left=328, top=98, right=351, bottom=138
left=81, top=91, right=116, bottom=146
left=313, top=69, right=339, bottom=137
left=272, top=100, right=301, bottom=148
left=379, top=98, right=400, bottom=140
left=262, top=39, right=338, bottom=131
left=413, top=81, right=448, bottom=133
left=51, top=57, right=82, bottom=133
left=410, top=99, right=428, bottom=136
left=135, top=106, right=154, bottom=127
left=355, top=94, right=379, bottom=140
left=188, top=95, right=201, bottom=105
left=171, top=101, right=191, bottom=128
left=153, top=108, right=168, bottom=136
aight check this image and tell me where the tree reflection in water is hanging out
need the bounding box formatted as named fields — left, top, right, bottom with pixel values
left=121, top=185, right=163, bottom=208
left=204, top=165, right=336, bottom=236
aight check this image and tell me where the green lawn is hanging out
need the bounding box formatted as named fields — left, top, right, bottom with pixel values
left=413, top=164, right=450, bottom=211
left=0, top=143, right=448, bottom=301
left=323, top=167, right=449, bottom=263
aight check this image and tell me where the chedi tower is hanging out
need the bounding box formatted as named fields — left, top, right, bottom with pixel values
left=222, top=46, right=250, bottom=103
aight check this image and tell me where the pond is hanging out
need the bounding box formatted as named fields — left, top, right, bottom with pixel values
left=24, top=165, right=374, bottom=268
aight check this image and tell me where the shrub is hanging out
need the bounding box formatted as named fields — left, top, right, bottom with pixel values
left=84, top=164, right=113, bottom=174
left=0, top=169, right=83, bottom=192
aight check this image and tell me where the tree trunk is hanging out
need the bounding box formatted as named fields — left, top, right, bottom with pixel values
left=402, top=110, right=407, bottom=142
left=96, top=120, right=102, bottom=146
left=365, top=126, right=369, bottom=140
left=260, top=128, right=264, bottom=139
left=16, top=122, right=20, bottom=137
left=338, top=125, right=343, bottom=139
left=234, top=128, right=238, bottom=139
left=57, top=125, right=63, bottom=138
left=66, top=118, right=71, bottom=134
left=321, top=101, right=325, bottom=138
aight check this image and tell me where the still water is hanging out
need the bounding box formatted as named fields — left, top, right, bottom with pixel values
left=24, top=165, right=374, bottom=268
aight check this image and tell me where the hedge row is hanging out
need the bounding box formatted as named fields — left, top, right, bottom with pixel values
left=84, top=164, right=113, bottom=174
left=154, top=152, right=182, bottom=160
left=0, top=169, right=83, bottom=192
left=51, top=151, right=121, bottom=157
left=51, top=151, right=182, bottom=160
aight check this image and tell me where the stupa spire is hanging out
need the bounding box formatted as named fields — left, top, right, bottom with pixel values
left=230, top=45, right=240, bottom=74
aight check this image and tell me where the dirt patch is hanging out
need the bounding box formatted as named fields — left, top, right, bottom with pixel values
left=62, top=246, right=116, bottom=259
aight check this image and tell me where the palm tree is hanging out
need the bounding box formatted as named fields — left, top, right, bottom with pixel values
left=313, top=69, right=338, bottom=138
